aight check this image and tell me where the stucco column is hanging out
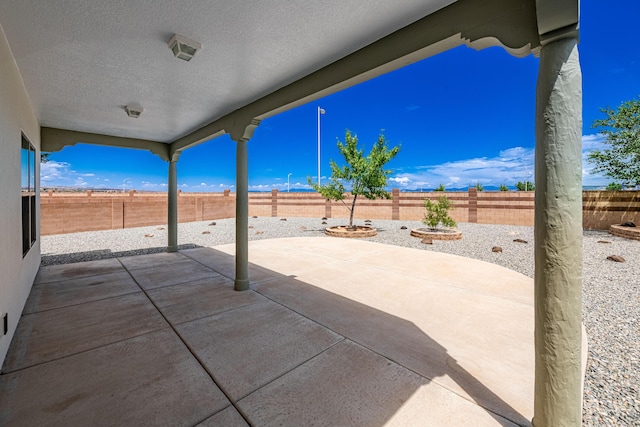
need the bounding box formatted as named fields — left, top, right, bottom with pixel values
left=167, top=159, right=178, bottom=252
left=533, top=37, right=583, bottom=427
left=235, top=138, right=250, bottom=291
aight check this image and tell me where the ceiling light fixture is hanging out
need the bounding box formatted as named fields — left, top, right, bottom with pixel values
left=168, top=34, right=201, bottom=61
left=125, top=104, right=144, bottom=118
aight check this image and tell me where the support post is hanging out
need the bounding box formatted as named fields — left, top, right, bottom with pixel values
left=533, top=37, right=583, bottom=427
left=235, top=139, right=250, bottom=290
left=230, top=119, right=260, bottom=291
left=167, top=159, right=178, bottom=252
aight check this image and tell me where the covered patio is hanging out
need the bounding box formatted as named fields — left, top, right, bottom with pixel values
left=1, top=0, right=584, bottom=425
left=2, top=238, right=539, bottom=426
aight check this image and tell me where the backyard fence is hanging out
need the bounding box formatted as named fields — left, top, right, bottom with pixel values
left=40, top=189, right=640, bottom=235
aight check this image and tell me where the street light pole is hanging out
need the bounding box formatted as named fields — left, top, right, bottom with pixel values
left=317, top=106, right=325, bottom=187
left=287, top=172, right=292, bottom=192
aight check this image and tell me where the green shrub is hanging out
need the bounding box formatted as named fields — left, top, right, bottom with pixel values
left=516, top=181, right=535, bottom=191
left=475, top=182, right=484, bottom=192
left=423, top=196, right=457, bottom=230
left=606, top=182, right=623, bottom=190
left=499, top=184, right=509, bottom=191
left=435, top=183, right=446, bottom=192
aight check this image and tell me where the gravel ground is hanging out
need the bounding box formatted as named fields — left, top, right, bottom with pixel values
left=41, top=217, right=639, bottom=425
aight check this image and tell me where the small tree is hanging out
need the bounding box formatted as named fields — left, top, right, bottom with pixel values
left=499, top=184, right=509, bottom=191
left=588, top=97, right=640, bottom=186
left=423, top=196, right=456, bottom=230
left=516, top=181, right=535, bottom=191
left=475, top=182, right=484, bottom=192
left=310, top=130, right=400, bottom=229
left=435, top=183, right=446, bottom=192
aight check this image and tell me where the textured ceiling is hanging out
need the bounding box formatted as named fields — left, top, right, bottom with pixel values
left=0, top=0, right=456, bottom=143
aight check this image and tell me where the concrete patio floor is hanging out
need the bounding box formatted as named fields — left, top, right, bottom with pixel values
left=1, top=237, right=536, bottom=426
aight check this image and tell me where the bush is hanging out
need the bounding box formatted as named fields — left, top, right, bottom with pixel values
left=423, top=196, right=456, bottom=230
left=475, top=182, right=484, bottom=192
left=499, top=184, right=509, bottom=191
left=435, top=183, right=446, bottom=192
left=516, top=181, right=535, bottom=191
left=606, top=182, right=623, bottom=191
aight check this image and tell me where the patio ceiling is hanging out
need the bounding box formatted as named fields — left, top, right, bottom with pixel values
left=0, top=0, right=570, bottom=158
left=1, top=0, right=456, bottom=143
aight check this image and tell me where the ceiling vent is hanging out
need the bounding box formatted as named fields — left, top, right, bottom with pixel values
left=125, top=104, right=144, bottom=118
left=168, top=34, right=201, bottom=61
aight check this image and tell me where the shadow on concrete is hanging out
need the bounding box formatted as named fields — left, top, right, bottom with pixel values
left=4, top=243, right=530, bottom=426
left=182, top=246, right=531, bottom=426
left=40, top=244, right=202, bottom=266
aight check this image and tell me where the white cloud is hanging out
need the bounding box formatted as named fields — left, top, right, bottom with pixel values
left=581, top=134, right=606, bottom=151
left=248, top=181, right=311, bottom=191
left=581, top=134, right=609, bottom=186
left=390, top=136, right=610, bottom=189
left=41, top=161, right=72, bottom=183
left=41, top=161, right=101, bottom=187
left=389, top=176, right=411, bottom=186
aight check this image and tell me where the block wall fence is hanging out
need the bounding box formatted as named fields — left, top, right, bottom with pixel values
left=40, top=189, right=640, bottom=236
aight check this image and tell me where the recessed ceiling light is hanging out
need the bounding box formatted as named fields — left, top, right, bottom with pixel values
left=168, top=34, right=201, bottom=61
left=125, top=104, right=144, bottom=118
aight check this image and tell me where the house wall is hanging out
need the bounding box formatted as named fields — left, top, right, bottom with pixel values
left=0, top=24, right=41, bottom=366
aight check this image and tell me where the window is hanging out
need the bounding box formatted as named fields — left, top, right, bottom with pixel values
left=21, top=134, right=36, bottom=256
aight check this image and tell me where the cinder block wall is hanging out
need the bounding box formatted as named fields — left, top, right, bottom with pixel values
left=476, top=191, right=535, bottom=226
left=40, top=189, right=640, bottom=235
left=41, top=190, right=235, bottom=235
left=583, top=190, right=640, bottom=229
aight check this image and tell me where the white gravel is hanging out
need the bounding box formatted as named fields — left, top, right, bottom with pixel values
left=40, top=217, right=640, bottom=425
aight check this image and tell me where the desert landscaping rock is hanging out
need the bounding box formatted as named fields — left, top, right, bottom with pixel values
left=144, top=233, right=154, bottom=238
left=621, top=221, right=636, bottom=227
left=597, top=240, right=611, bottom=244
left=209, top=222, right=216, bottom=226
left=606, top=255, right=625, bottom=263
left=322, top=217, right=327, bottom=220
left=513, top=239, right=528, bottom=244
left=421, top=238, right=433, bottom=245
left=202, top=231, right=210, bottom=235
left=492, top=246, right=503, bottom=253
left=401, top=226, right=407, bottom=230
left=40, top=218, right=640, bottom=426
left=156, top=227, right=165, bottom=230
left=280, top=218, right=287, bottom=221
left=322, top=221, right=327, bottom=225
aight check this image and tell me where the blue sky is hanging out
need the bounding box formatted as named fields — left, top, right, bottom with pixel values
left=41, top=2, right=640, bottom=192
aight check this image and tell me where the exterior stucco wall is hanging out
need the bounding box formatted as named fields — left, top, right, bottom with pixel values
left=0, top=23, right=41, bottom=367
